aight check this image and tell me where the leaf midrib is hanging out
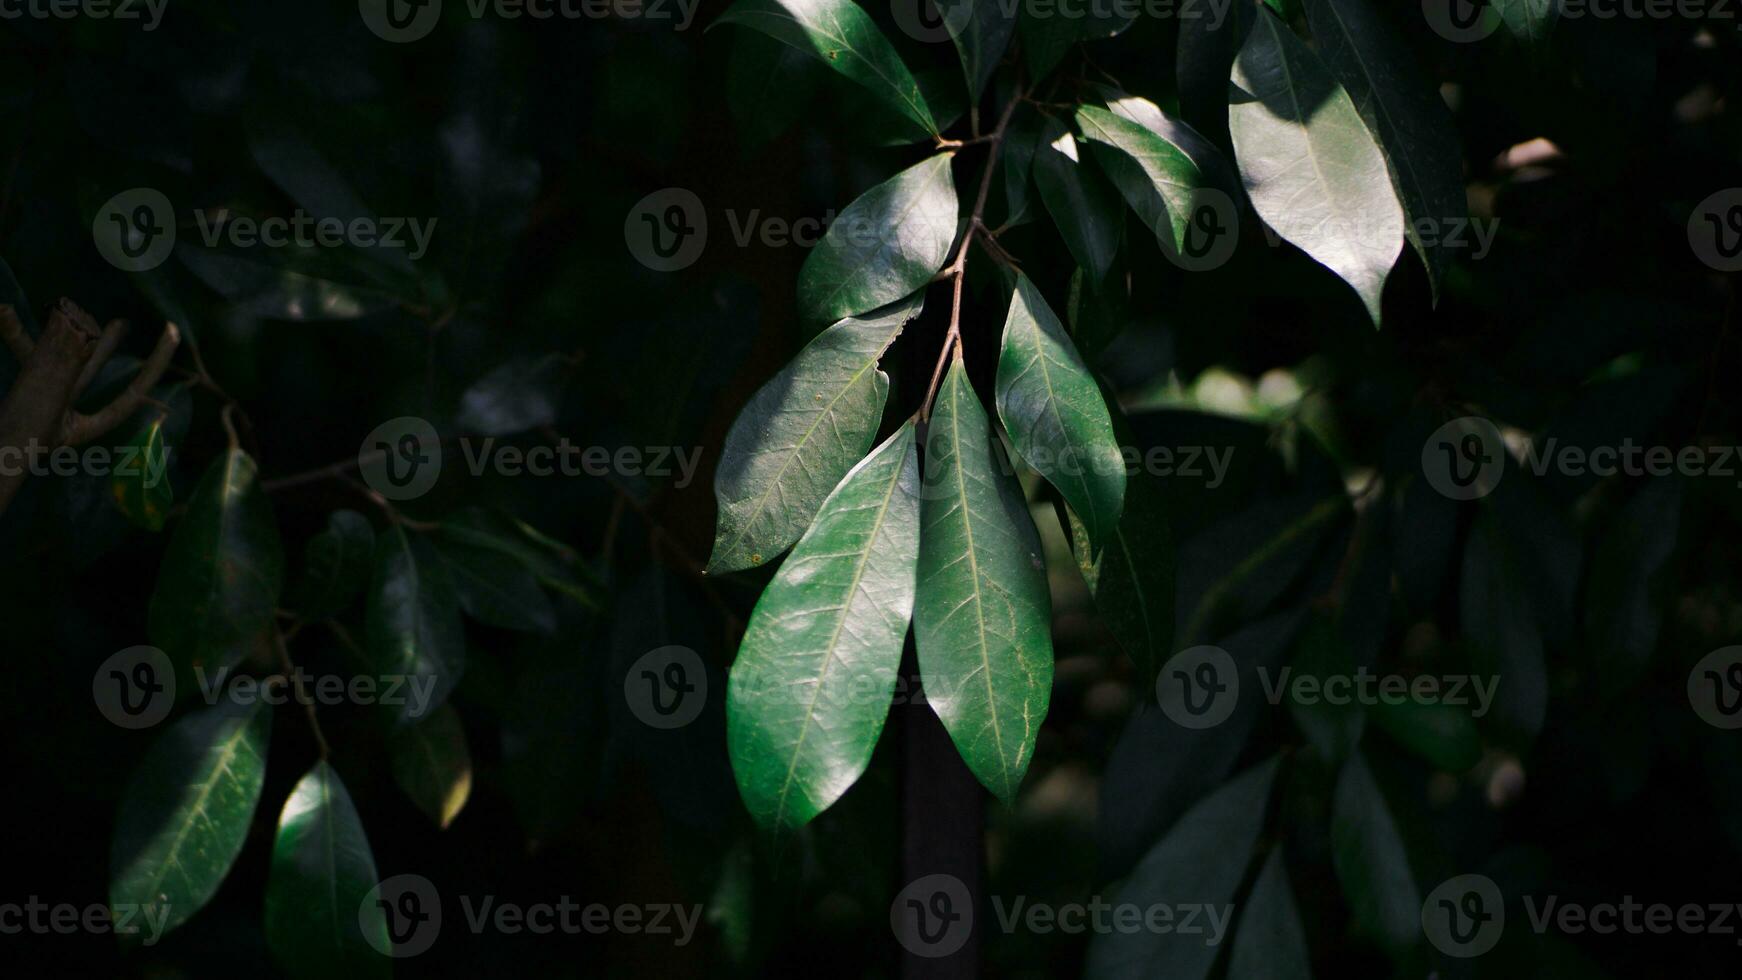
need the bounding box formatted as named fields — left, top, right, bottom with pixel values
left=946, top=370, right=1011, bottom=799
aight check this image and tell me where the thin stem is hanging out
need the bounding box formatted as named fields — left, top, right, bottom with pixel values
left=274, top=623, right=332, bottom=760
left=917, top=87, right=1027, bottom=423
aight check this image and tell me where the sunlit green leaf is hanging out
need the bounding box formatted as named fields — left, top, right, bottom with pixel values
left=796, top=155, right=957, bottom=324
left=264, top=762, right=389, bottom=980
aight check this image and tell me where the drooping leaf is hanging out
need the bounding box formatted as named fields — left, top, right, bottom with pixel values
left=1078, top=466, right=1175, bottom=686
left=264, top=762, right=389, bottom=980
left=434, top=534, right=557, bottom=633
left=109, top=415, right=173, bottom=532
left=109, top=699, right=271, bottom=939
left=1459, top=508, right=1548, bottom=749
left=914, top=359, right=1053, bottom=802
left=1033, top=117, right=1124, bottom=285
left=1076, top=103, right=1224, bottom=257
left=388, top=703, right=473, bottom=829
left=1330, top=752, right=1421, bottom=955
left=936, top=0, right=1016, bottom=102
left=1303, top=0, right=1467, bottom=301
left=365, top=524, right=466, bottom=723
left=1286, top=612, right=1366, bottom=767
left=1228, top=849, right=1312, bottom=980
left=796, top=155, right=957, bottom=324
left=148, top=450, right=285, bottom=678
left=708, top=293, right=923, bottom=573
left=712, top=0, right=938, bottom=136
left=292, top=509, right=375, bottom=620
left=1229, top=9, right=1405, bottom=325
left=439, top=507, right=603, bottom=609
left=1085, top=758, right=1281, bottom=979
left=1018, top=0, right=1135, bottom=81
left=455, top=354, right=569, bottom=436
left=728, top=423, right=921, bottom=833
left=995, top=274, right=1125, bottom=547
left=1370, top=699, right=1483, bottom=772
left=1583, top=477, right=1682, bottom=699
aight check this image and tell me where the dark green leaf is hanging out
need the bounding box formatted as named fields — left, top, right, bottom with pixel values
left=1370, top=699, right=1483, bottom=772
left=292, top=510, right=375, bottom=620
left=728, top=423, right=921, bottom=833
left=713, top=0, right=938, bottom=136
left=264, top=762, right=389, bottom=980
left=1080, top=467, right=1175, bottom=686
left=1228, top=849, right=1312, bottom=980
left=709, top=293, right=922, bottom=573
left=1085, top=757, right=1280, bottom=979
left=1034, top=116, right=1124, bottom=285
left=937, top=0, right=1016, bottom=101
left=796, top=155, right=957, bottom=324
left=1303, top=0, right=1467, bottom=301
left=110, top=699, right=271, bottom=939
left=1330, top=752, right=1420, bottom=955
left=1583, top=478, right=1682, bottom=699
left=1459, top=509, right=1548, bottom=748
left=435, top=534, right=557, bottom=633
left=995, top=274, right=1124, bottom=547
left=109, top=415, right=172, bottom=532
left=915, top=359, right=1053, bottom=802
left=365, top=524, right=465, bottom=723
left=388, top=703, right=473, bottom=828
left=455, top=354, right=570, bottom=436
left=148, top=450, right=285, bottom=678
left=440, top=507, right=603, bottom=609
left=1229, top=9, right=1405, bottom=325
left=1076, top=103, right=1223, bottom=257
left=1286, top=612, right=1366, bottom=766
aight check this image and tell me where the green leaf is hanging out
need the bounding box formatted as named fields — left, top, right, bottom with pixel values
left=388, top=703, right=473, bottom=829
left=1303, top=0, right=1467, bottom=301
left=937, top=0, right=1016, bottom=101
left=1583, top=478, right=1682, bottom=699
left=455, top=354, right=569, bottom=436
left=728, top=30, right=816, bottom=150
left=1228, top=849, right=1312, bottom=980
left=366, top=524, right=466, bottom=723
left=1229, top=9, right=1405, bottom=325
left=109, top=415, right=172, bottom=532
left=439, top=507, right=602, bottom=609
left=1034, top=117, right=1124, bottom=285
left=796, top=154, right=957, bottom=324
left=1331, top=752, right=1421, bottom=955
left=1497, top=0, right=1558, bottom=46
left=1080, top=467, right=1175, bottom=686
left=264, top=762, right=389, bottom=980
left=1369, top=699, right=1482, bottom=772
left=728, top=422, right=921, bottom=833
left=110, top=699, right=272, bottom=939
left=292, top=510, right=376, bottom=620
left=712, top=0, right=938, bottom=136
left=708, top=293, right=922, bottom=574
left=1076, top=103, right=1223, bottom=257
left=915, top=359, right=1054, bottom=802
left=148, top=450, right=285, bottom=678
left=1459, top=508, right=1548, bottom=749
left=994, top=274, right=1125, bottom=547
left=1018, top=0, right=1134, bottom=81
left=1286, top=612, right=1366, bottom=766
left=1085, top=758, right=1280, bottom=979
left=434, top=534, right=557, bottom=633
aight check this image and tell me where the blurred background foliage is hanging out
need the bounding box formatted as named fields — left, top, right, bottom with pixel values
left=2, top=1, right=1741, bottom=976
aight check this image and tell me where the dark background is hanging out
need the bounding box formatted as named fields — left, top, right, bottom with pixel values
left=2, top=1, right=1741, bottom=976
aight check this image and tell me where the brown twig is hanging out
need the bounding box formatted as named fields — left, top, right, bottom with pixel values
left=274, top=622, right=332, bottom=760
left=917, top=88, right=1028, bottom=423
